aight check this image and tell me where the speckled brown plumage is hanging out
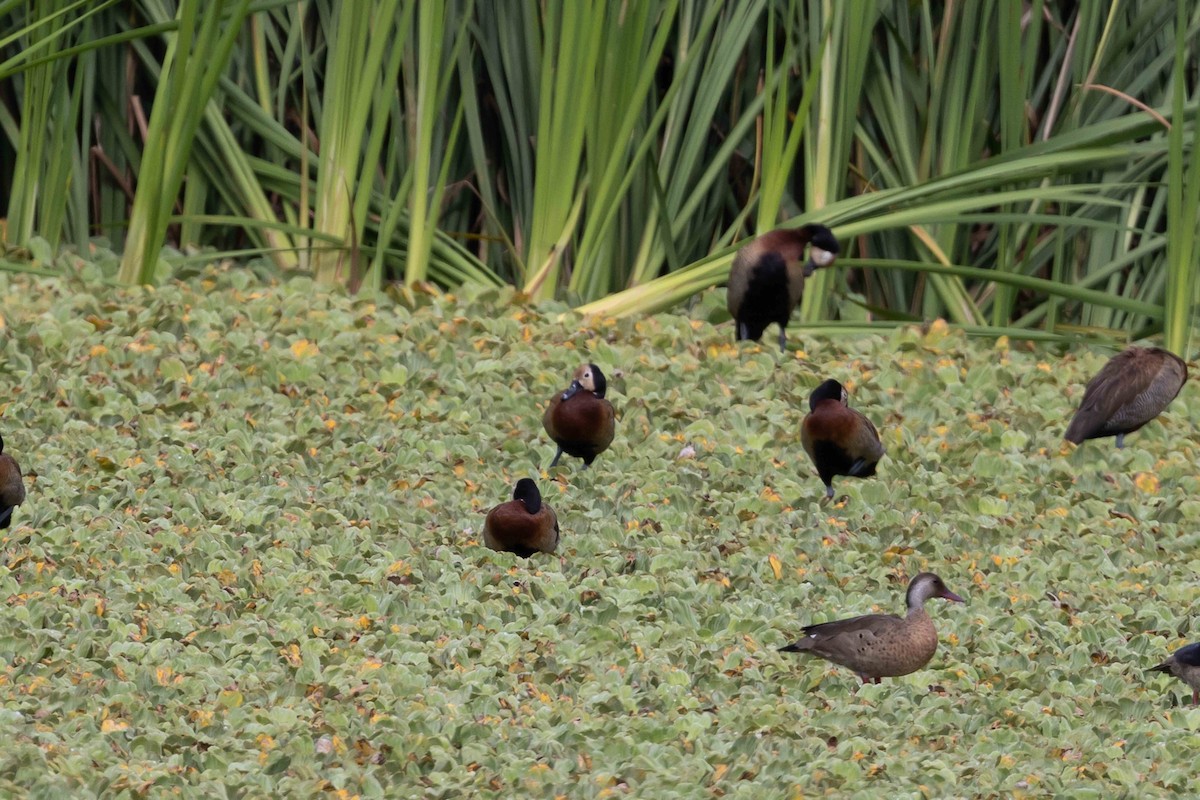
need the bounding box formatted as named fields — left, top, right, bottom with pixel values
left=1148, top=642, right=1200, bottom=706
left=0, top=435, right=24, bottom=530
left=780, top=573, right=964, bottom=684
left=1065, top=346, right=1187, bottom=448
left=800, top=379, right=885, bottom=499
left=482, top=478, right=559, bottom=557
left=543, top=364, right=615, bottom=468
left=727, top=224, right=840, bottom=351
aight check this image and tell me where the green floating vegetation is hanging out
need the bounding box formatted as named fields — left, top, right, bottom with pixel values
left=0, top=269, right=1198, bottom=797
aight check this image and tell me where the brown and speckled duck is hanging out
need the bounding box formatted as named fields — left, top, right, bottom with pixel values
left=1064, top=346, right=1187, bottom=448
left=780, top=572, right=964, bottom=685
left=1148, top=642, right=1200, bottom=706
left=727, top=224, right=840, bottom=351
left=543, top=364, right=615, bottom=469
left=0, top=435, right=24, bottom=529
left=482, top=478, right=559, bottom=557
left=801, top=379, right=885, bottom=499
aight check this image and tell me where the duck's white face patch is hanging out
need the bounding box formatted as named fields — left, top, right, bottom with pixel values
left=810, top=247, right=836, bottom=267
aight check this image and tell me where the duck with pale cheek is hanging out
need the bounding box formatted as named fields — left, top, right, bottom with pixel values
left=543, top=364, right=616, bottom=469
left=780, top=572, right=965, bottom=685
left=727, top=224, right=840, bottom=352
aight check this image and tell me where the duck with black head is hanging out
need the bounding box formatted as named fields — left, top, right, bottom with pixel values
left=1148, top=643, right=1200, bottom=706
left=727, top=224, right=840, bottom=351
left=1064, top=346, right=1188, bottom=449
left=800, top=379, right=884, bottom=500
left=0, top=434, right=25, bottom=529
left=482, top=478, right=560, bottom=557
left=543, top=364, right=615, bottom=469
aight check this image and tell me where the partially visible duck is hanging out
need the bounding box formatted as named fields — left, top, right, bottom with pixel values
left=1064, top=346, right=1187, bottom=448
left=727, top=224, right=840, bottom=351
left=482, top=478, right=559, bottom=557
left=801, top=379, right=884, bottom=499
left=1148, top=642, right=1200, bottom=706
left=780, top=572, right=964, bottom=685
left=0, top=435, right=24, bottom=529
left=543, top=364, right=615, bottom=468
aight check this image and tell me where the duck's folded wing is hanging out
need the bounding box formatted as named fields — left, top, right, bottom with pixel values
left=1065, top=355, right=1151, bottom=441
left=801, top=612, right=901, bottom=641
left=848, top=410, right=885, bottom=464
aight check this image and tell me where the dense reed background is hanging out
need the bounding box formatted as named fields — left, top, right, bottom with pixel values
left=1, top=1, right=1198, bottom=350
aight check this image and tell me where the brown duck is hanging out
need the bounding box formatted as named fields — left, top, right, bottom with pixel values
left=1064, top=346, right=1187, bottom=448
left=780, top=572, right=964, bottom=684
left=801, top=379, right=885, bottom=499
left=1148, top=642, right=1200, bottom=706
left=0, top=435, right=24, bottom=529
left=727, top=224, right=840, bottom=351
left=543, top=364, right=615, bottom=468
left=482, top=478, right=559, bottom=557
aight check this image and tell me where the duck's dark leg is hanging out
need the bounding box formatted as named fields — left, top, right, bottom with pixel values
left=824, top=484, right=835, bottom=499
left=873, top=677, right=881, bottom=685
left=0, top=506, right=11, bottom=529
left=1115, top=433, right=1125, bottom=449
left=548, top=448, right=564, bottom=468
left=737, top=321, right=749, bottom=341
left=778, top=326, right=787, bottom=352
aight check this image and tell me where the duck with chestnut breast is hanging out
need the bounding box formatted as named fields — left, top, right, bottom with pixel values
left=801, top=379, right=885, bottom=499
left=779, top=572, right=964, bottom=685
left=543, top=364, right=615, bottom=468
left=1148, top=642, right=1200, bottom=706
left=482, top=478, right=559, bottom=557
left=727, top=224, right=840, bottom=351
left=1065, top=346, right=1187, bottom=448
left=0, top=435, right=24, bottom=529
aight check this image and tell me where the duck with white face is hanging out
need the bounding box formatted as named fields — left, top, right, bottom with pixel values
left=726, top=223, right=841, bottom=352
left=542, top=363, right=616, bottom=469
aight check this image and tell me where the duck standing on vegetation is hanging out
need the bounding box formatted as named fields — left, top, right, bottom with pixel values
left=543, top=364, right=615, bottom=468
left=727, top=224, right=840, bottom=351
left=800, top=379, right=884, bottom=499
left=1148, top=643, right=1200, bottom=706
left=482, top=478, right=559, bottom=557
left=0, top=435, right=24, bottom=529
left=1064, top=346, right=1187, bottom=448
left=779, top=572, right=964, bottom=685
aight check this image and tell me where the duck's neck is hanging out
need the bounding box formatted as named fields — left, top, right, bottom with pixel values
left=905, top=603, right=930, bottom=620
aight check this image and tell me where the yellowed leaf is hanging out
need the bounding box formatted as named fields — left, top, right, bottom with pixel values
left=290, top=338, right=319, bottom=359
left=1134, top=472, right=1159, bottom=494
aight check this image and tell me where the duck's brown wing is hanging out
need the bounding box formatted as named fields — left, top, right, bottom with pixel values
left=594, top=399, right=616, bottom=452
left=1065, top=349, right=1185, bottom=442
left=726, top=250, right=752, bottom=317
left=781, top=612, right=902, bottom=653
left=846, top=409, right=885, bottom=471
left=542, top=393, right=563, bottom=440
left=0, top=454, right=24, bottom=508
